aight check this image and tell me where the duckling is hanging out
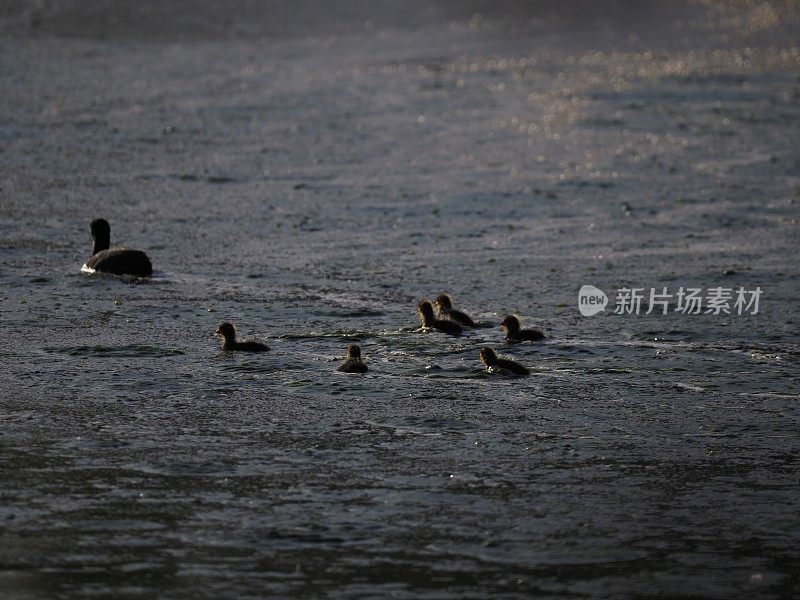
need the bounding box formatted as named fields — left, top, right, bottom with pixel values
left=479, top=347, right=529, bottom=376
left=82, top=218, right=153, bottom=277
left=434, top=294, right=476, bottom=327
left=418, top=300, right=463, bottom=336
left=501, top=315, right=545, bottom=342
left=215, top=322, right=270, bottom=352
left=337, top=344, right=368, bottom=373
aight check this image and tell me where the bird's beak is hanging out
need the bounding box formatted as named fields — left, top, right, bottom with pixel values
left=214, top=328, right=222, bottom=336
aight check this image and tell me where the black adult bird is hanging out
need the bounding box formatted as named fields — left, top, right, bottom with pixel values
left=215, top=323, right=270, bottom=352
left=337, top=344, right=368, bottom=373
left=83, top=218, right=153, bottom=277
left=434, top=294, right=476, bottom=327
left=418, top=300, right=463, bottom=337
left=500, top=315, right=546, bottom=342
left=479, top=347, right=529, bottom=376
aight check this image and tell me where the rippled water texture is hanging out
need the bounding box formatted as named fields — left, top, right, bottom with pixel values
left=1, top=1, right=799, bottom=598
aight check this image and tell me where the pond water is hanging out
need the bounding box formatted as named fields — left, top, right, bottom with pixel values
left=1, top=2, right=799, bottom=598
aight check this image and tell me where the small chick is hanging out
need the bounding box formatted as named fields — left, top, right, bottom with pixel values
left=500, top=315, right=546, bottom=342
left=337, top=344, right=368, bottom=373
left=215, top=322, right=270, bottom=352
left=418, top=300, right=463, bottom=336
left=434, top=294, right=476, bottom=327
left=479, top=347, right=529, bottom=376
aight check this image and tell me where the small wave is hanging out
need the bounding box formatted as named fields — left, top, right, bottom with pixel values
left=128, top=462, right=239, bottom=477
left=278, top=330, right=383, bottom=340
left=44, top=345, right=184, bottom=358
left=79, top=265, right=171, bottom=283
left=365, top=415, right=480, bottom=434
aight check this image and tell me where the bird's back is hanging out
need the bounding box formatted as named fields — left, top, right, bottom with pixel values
left=338, top=359, right=368, bottom=373
left=496, top=358, right=530, bottom=376
left=232, top=341, right=270, bottom=352
left=433, top=318, right=463, bottom=336
left=445, top=308, right=476, bottom=327
left=520, top=329, right=546, bottom=341
left=85, top=248, right=152, bottom=277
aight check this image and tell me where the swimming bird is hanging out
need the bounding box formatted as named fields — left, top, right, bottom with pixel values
left=501, top=315, right=545, bottom=342
left=83, top=218, right=153, bottom=277
left=215, top=322, right=270, bottom=352
left=479, top=347, right=529, bottom=376
left=434, top=294, right=476, bottom=327
left=337, top=344, right=368, bottom=373
left=418, top=300, right=463, bottom=336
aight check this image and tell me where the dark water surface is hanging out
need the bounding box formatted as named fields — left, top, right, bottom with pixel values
left=1, top=2, right=799, bottom=598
